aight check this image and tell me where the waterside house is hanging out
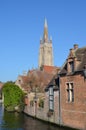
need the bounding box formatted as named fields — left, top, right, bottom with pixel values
left=59, top=44, right=86, bottom=130
left=24, top=44, right=86, bottom=130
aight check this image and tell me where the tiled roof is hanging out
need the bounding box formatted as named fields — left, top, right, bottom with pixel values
left=75, top=47, right=86, bottom=70
left=16, top=69, right=57, bottom=92
left=60, top=46, right=86, bottom=75
left=42, top=65, right=60, bottom=74
left=19, top=75, right=29, bottom=82
left=45, top=66, right=61, bottom=91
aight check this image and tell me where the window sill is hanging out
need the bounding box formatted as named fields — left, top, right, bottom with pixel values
left=66, top=101, right=74, bottom=104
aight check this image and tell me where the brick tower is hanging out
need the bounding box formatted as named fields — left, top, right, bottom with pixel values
left=38, top=19, right=54, bottom=69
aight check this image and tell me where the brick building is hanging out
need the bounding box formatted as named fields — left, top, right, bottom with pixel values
left=35, top=44, right=86, bottom=130
left=59, top=44, right=86, bottom=129
left=22, top=18, right=86, bottom=130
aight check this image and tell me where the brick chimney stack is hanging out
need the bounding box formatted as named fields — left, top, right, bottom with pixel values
left=74, top=44, right=78, bottom=50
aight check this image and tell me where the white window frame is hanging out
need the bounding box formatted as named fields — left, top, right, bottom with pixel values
left=66, top=82, right=74, bottom=103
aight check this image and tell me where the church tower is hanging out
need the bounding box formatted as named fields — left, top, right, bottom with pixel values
left=38, top=19, right=54, bottom=69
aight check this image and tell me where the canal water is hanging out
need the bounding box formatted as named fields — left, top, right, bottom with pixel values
left=0, top=104, right=77, bottom=130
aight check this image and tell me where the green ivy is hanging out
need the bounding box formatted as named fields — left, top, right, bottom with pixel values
left=3, top=82, right=25, bottom=111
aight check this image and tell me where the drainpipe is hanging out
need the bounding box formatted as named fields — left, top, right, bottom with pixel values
left=58, top=75, right=61, bottom=126
left=34, top=88, right=38, bottom=118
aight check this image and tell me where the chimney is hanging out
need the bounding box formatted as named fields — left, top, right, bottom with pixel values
left=74, top=44, right=78, bottom=50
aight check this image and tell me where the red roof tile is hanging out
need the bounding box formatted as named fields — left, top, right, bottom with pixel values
left=42, top=65, right=60, bottom=74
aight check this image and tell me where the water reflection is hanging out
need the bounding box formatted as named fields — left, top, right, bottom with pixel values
left=23, top=115, right=76, bottom=130
left=0, top=105, right=24, bottom=130
left=0, top=104, right=76, bottom=130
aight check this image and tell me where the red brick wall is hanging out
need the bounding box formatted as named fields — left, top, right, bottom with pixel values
left=24, top=90, right=60, bottom=124
left=60, top=74, right=86, bottom=130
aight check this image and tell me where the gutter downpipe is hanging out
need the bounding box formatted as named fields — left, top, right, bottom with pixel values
left=58, top=74, right=61, bottom=126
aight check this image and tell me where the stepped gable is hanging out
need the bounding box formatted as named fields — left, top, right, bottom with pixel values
left=15, top=75, right=30, bottom=92
left=16, top=75, right=29, bottom=84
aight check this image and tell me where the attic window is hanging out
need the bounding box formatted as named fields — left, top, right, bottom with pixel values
left=69, top=61, right=74, bottom=73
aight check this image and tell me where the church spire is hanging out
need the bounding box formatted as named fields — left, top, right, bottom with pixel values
left=43, top=18, right=48, bottom=42
left=44, top=18, right=47, bottom=28
left=39, top=19, right=54, bottom=68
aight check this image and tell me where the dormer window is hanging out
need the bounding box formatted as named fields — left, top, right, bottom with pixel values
left=67, top=60, right=74, bottom=73
left=69, top=61, right=74, bottom=73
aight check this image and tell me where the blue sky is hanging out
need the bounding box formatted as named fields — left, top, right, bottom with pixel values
left=0, top=0, right=86, bottom=82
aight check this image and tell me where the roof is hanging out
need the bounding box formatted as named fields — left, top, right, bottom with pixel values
left=60, top=46, right=86, bottom=75
left=16, top=69, right=57, bottom=92
left=75, top=47, right=86, bottom=70
left=45, top=74, right=59, bottom=92
left=42, top=65, right=60, bottom=74
left=45, top=67, right=60, bottom=91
